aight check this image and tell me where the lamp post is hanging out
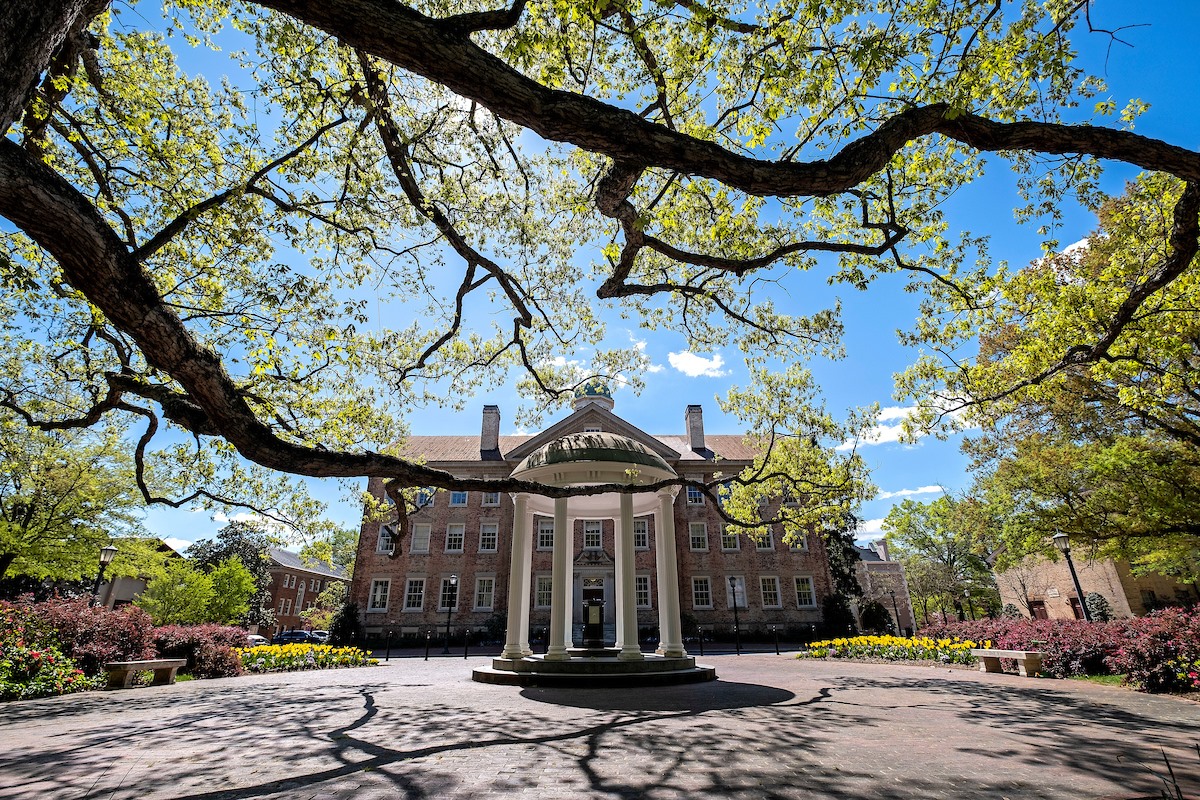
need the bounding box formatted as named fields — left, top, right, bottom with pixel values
left=887, top=589, right=902, bottom=635
left=88, top=544, right=118, bottom=608
left=964, top=588, right=975, bottom=621
left=442, top=574, right=458, bottom=653
left=1052, top=531, right=1092, bottom=621
left=728, top=576, right=742, bottom=656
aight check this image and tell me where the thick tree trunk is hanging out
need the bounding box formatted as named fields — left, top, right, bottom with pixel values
left=0, top=0, right=104, bottom=136
left=0, top=552, right=14, bottom=581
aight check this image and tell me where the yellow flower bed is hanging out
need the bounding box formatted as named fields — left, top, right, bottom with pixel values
left=236, top=644, right=378, bottom=673
left=798, top=634, right=985, bottom=665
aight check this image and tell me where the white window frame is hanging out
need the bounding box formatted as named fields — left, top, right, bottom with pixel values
left=415, top=488, right=435, bottom=507
left=449, top=490, right=468, bottom=507
left=789, top=530, right=809, bottom=551
left=795, top=576, right=816, bottom=608
left=474, top=576, right=495, bottom=611
left=535, top=575, right=554, bottom=608
left=367, top=579, right=389, bottom=613
left=410, top=523, right=431, bottom=554
left=583, top=520, right=602, bottom=550
left=633, top=518, right=649, bottom=550
left=482, top=491, right=501, bottom=507
left=760, top=576, right=782, bottom=608
left=689, top=522, right=708, bottom=551
left=635, top=575, right=652, bottom=609
left=692, top=576, right=713, bottom=609
left=376, top=525, right=395, bottom=554
left=403, top=578, right=425, bottom=611
left=439, top=578, right=459, bottom=612
left=445, top=523, right=465, bottom=553
left=720, top=527, right=740, bottom=551
left=726, top=576, right=746, bottom=609
left=686, top=485, right=705, bottom=505
left=479, top=522, right=499, bottom=553
left=756, top=529, right=775, bottom=550
left=536, top=519, right=555, bottom=550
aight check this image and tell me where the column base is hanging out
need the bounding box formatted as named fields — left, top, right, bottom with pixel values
left=544, top=646, right=570, bottom=661
left=500, top=645, right=525, bottom=660
left=656, top=644, right=687, bottom=658
left=618, top=647, right=644, bottom=661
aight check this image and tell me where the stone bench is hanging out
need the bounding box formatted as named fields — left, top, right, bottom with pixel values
left=104, top=658, right=188, bottom=689
left=970, top=648, right=1044, bottom=678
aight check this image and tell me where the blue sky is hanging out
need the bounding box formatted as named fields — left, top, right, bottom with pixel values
left=137, top=2, right=1200, bottom=553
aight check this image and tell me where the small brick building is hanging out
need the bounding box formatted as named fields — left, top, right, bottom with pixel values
left=996, top=554, right=1197, bottom=620
left=351, top=390, right=904, bottom=646
left=266, top=547, right=349, bottom=635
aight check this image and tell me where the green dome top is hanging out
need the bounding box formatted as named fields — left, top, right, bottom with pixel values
left=574, top=379, right=612, bottom=399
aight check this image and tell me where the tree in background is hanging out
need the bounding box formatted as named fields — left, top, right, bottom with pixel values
left=137, top=559, right=214, bottom=625
left=0, top=413, right=156, bottom=584
left=2, top=2, right=1195, bottom=554
left=883, top=496, right=995, bottom=621
left=299, top=527, right=357, bottom=578
left=301, top=581, right=347, bottom=632
left=189, top=522, right=276, bottom=629
left=206, top=556, right=257, bottom=625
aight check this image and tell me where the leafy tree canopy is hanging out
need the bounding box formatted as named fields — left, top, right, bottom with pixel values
left=137, top=558, right=215, bottom=625
left=206, top=554, right=258, bottom=624
left=1, top=1, right=1198, bottom=544
left=188, top=520, right=277, bottom=627
left=0, top=411, right=154, bottom=581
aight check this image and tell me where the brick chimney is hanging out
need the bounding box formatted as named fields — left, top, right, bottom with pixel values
left=481, top=405, right=500, bottom=454
left=685, top=404, right=705, bottom=451
left=872, top=539, right=891, bottom=562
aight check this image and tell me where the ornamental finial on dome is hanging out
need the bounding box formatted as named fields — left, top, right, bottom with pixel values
left=572, top=378, right=614, bottom=411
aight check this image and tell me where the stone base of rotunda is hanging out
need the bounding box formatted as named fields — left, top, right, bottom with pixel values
left=472, top=651, right=716, bottom=687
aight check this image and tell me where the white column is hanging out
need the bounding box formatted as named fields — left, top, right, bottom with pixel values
left=562, top=517, right=575, bottom=648
left=613, top=515, right=624, bottom=650
left=545, top=496, right=571, bottom=660
left=519, top=514, right=533, bottom=656
left=501, top=493, right=530, bottom=660
left=617, top=493, right=643, bottom=660
left=655, top=488, right=686, bottom=657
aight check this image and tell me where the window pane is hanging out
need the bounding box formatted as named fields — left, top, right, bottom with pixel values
left=377, top=525, right=395, bottom=554
left=446, top=523, right=465, bottom=552
left=535, top=576, right=554, bottom=607
left=692, top=577, right=711, bottom=608
left=689, top=522, right=708, bottom=550
left=449, top=491, right=468, bottom=506
left=475, top=578, right=494, bottom=610
left=795, top=576, right=814, bottom=607
left=635, top=575, right=651, bottom=608
left=440, top=579, right=459, bottom=610
left=721, top=529, right=739, bottom=550
left=404, top=579, right=425, bottom=610
left=537, top=519, right=555, bottom=549
left=686, top=486, right=705, bottom=505
left=482, top=491, right=501, bottom=506
left=411, top=524, right=431, bottom=553
left=479, top=523, right=498, bottom=552
left=756, top=530, right=774, bottom=550
left=761, top=576, right=780, bottom=607
left=584, top=520, right=602, bottom=549
left=633, top=519, right=649, bottom=549
left=369, top=580, right=389, bottom=611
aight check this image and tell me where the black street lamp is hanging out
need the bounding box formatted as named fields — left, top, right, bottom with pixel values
left=89, top=544, right=118, bottom=608
left=442, top=574, right=458, bottom=654
left=1052, top=531, right=1092, bottom=621
left=964, top=588, right=975, bottom=621
left=887, top=589, right=903, bottom=635
left=728, top=576, right=742, bottom=656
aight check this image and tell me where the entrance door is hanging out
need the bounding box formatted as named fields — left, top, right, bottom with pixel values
left=582, top=576, right=604, bottom=606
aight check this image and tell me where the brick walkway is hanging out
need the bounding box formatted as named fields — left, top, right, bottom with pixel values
left=2, top=654, right=1198, bottom=799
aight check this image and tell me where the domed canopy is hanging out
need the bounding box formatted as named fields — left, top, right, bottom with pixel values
left=574, top=379, right=612, bottom=400
left=512, top=432, right=670, bottom=476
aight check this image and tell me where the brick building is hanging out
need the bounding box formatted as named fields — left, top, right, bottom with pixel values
left=266, top=547, right=350, bottom=635
left=351, top=389, right=894, bottom=648
left=996, top=554, right=1197, bottom=620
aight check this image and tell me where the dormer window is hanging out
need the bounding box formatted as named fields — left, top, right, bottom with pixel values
left=583, top=425, right=602, bottom=433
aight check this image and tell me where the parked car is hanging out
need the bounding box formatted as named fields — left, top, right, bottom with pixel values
left=309, top=630, right=330, bottom=643
left=271, top=630, right=314, bottom=645
left=246, top=634, right=270, bottom=647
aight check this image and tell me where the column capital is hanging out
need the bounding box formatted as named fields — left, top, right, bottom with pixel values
left=657, top=486, right=681, bottom=500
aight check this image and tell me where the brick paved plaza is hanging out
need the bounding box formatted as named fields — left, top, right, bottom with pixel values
left=2, top=654, right=1197, bottom=799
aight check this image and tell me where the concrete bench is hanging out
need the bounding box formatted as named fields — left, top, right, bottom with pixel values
left=104, top=658, right=188, bottom=689
left=971, top=648, right=1044, bottom=678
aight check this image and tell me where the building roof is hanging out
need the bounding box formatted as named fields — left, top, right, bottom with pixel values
left=397, top=433, right=759, bottom=465
left=512, top=432, right=673, bottom=475
left=268, top=547, right=350, bottom=580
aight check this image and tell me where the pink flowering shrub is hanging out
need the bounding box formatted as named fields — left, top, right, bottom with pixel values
left=0, top=601, right=103, bottom=700
left=153, top=625, right=245, bottom=678
left=1, top=597, right=155, bottom=675
left=920, top=617, right=1128, bottom=679
left=1106, top=607, right=1200, bottom=694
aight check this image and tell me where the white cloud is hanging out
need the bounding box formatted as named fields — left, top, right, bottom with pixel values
left=836, top=405, right=915, bottom=451
left=630, top=334, right=665, bottom=373
left=212, top=511, right=258, bottom=524
left=856, top=518, right=886, bottom=542
left=877, top=485, right=943, bottom=500
left=667, top=351, right=728, bottom=378
left=162, top=537, right=193, bottom=554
